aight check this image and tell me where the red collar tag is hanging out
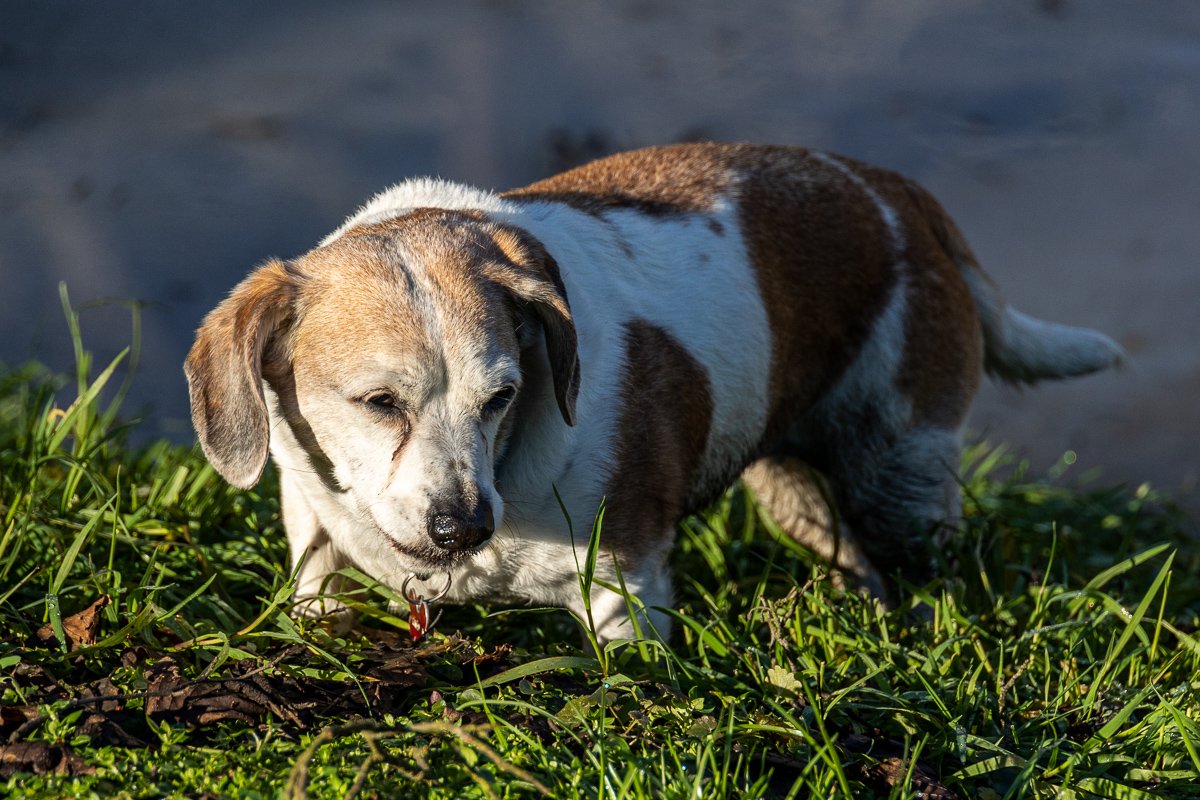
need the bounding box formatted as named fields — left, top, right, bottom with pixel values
left=406, top=592, right=431, bottom=642
left=401, top=573, right=451, bottom=642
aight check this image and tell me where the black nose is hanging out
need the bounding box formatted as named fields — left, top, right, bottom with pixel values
left=428, top=502, right=495, bottom=552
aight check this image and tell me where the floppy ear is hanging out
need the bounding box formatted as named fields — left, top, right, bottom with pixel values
left=184, top=259, right=297, bottom=488
left=488, top=225, right=580, bottom=426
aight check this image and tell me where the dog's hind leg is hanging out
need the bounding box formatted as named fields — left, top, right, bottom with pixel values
left=827, top=425, right=964, bottom=601
left=741, top=456, right=885, bottom=597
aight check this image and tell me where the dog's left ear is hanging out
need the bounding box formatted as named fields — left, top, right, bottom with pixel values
left=487, top=225, right=580, bottom=426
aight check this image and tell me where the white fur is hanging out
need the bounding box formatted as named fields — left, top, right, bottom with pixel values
left=322, top=178, right=519, bottom=246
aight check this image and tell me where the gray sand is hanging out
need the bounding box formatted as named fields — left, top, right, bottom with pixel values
left=2, top=1, right=1196, bottom=506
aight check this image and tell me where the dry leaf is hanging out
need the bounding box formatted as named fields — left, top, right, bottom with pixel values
left=36, top=595, right=111, bottom=651
left=864, top=756, right=960, bottom=800
left=0, top=742, right=94, bottom=777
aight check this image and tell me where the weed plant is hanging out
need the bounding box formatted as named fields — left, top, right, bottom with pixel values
left=1, top=288, right=1198, bottom=798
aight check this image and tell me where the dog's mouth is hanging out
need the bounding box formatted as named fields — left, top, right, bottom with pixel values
left=377, top=527, right=486, bottom=569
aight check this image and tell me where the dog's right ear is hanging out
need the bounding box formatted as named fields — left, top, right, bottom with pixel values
left=486, top=225, right=580, bottom=427
left=184, top=259, right=297, bottom=489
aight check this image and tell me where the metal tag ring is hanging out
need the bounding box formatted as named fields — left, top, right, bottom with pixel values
left=402, top=571, right=453, bottom=604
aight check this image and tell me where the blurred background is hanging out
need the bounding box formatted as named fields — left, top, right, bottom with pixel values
left=1, top=0, right=1196, bottom=507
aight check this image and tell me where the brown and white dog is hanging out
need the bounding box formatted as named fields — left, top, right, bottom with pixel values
left=185, top=143, right=1122, bottom=643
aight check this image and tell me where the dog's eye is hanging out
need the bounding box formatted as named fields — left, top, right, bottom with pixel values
left=482, top=386, right=516, bottom=418
left=365, top=392, right=400, bottom=411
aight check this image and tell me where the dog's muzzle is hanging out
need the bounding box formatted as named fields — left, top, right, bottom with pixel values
left=428, top=500, right=495, bottom=552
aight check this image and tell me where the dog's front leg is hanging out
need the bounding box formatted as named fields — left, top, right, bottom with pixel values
left=572, top=551, right=674, bottom=647
left=280, top=472, right=352, bottom=627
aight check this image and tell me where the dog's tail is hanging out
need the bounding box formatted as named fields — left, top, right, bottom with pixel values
left=963, top=268, right=1125, bottom=384
left=908, top=180, right=1125, bottom=384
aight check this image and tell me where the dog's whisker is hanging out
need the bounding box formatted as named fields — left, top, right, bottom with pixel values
left=274, top=464, right=321, bottom=477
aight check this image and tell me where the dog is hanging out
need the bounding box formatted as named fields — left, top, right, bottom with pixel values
left=185, top=143, right=1123, bottom=643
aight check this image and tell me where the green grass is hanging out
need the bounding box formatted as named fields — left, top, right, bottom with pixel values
left=2, top=289, right=1199, bottom=798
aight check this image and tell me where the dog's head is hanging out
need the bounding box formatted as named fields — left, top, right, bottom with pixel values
left=185, top=210, right=578, bottom=571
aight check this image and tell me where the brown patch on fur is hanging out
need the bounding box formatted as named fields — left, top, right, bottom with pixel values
left=727, top=146, right=901, bottom=442
left=293, top=226, right=439, bottom=382
left=603, top=320, right=713, bottom=559
left=503, top=143, right=731, bottom=216
left=731, top=146, right=982, bottom=435
left=891, top=177, right=983, bottom=428
left=800, top=156, right=982, bottom=430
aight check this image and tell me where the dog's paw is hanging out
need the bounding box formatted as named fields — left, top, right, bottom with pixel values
left=291, top=593, right=355, bottom=634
